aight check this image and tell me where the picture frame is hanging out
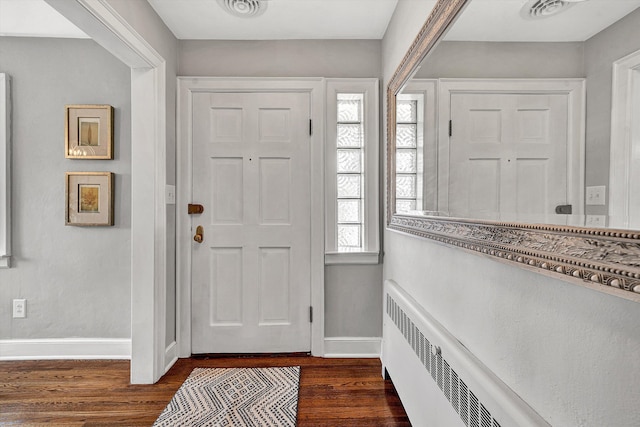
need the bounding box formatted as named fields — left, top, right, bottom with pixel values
left=65, top=172, right=114, bottom=226
left=65, top=104, right=113, bottom=159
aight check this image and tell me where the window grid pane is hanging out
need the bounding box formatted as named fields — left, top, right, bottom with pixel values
left=337, top=93, right=365, bottom=251
left=397, top=99, right=417, bottom=123
left=396, top=99, right=418, bottom=212
left=337, top=123, right=363, bottom=147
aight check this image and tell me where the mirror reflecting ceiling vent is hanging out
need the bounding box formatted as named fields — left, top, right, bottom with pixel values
left=521, top=0, right=588, bottom=20
left=218, top=0, right=267, bottom=18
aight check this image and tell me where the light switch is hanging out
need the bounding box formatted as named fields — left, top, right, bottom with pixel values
left=166, top=185, right=176, bottom=205
left=586, top=186, right=606, bottom=206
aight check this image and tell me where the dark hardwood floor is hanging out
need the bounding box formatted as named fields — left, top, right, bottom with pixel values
left=0, top=356, right=410, bottom=426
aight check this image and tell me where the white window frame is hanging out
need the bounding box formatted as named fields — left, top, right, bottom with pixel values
left=325, top=78, right=379, bottom=264
left=0, top=73, right=11, bottom=268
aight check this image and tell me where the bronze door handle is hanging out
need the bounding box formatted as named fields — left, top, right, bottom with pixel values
left=194, top=225, right=204, bottom=243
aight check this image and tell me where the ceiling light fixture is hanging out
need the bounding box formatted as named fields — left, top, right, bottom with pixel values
left=217, top=0, right=267, bottom=18
left=521, top=0, right=589, bottom=20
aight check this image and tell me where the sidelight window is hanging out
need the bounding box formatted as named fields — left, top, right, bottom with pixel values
left=395, top=98, right=422, bottom=212
left=325, top=79, right=379, bottom=264
left=336, top=93, right=365, bottom=252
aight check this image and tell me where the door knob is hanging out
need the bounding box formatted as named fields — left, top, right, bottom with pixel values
left=194, top=225, right=204, bottom=243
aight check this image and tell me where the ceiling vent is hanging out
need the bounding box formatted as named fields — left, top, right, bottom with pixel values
left=521, top=0, right=588, bottom=20
left=218, top=0, right=267, bottom=18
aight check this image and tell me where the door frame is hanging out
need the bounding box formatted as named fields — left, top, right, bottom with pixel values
left=44, top=0, right=172, bottom=384
left=610, top=48, right=640, bottom=228
left=437, top=78, right=586, bottom=217
left=177, top=77, right=325, bottom=358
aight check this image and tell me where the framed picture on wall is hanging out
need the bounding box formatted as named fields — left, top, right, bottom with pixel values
left=65, top=172, right=114, bottom=226
left=65, top=105, right=113, bottom=159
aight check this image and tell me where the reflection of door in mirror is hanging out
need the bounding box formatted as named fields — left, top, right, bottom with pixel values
left=447, top=90, right=572, bottom=223
left=395, top=77, right=585, bottom=224
left=436, top=79, right=586, bottom=225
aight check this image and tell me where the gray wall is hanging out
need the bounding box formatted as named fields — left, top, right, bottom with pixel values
left=584, top=7, right=640, bottom=214
left=180, top=39, right=383, bottom=338
left=0, top=37, right=131, bottom=339
left=179, top=40, right=381, bottom=78
left=382, top=1, right=640, bottom=426
left=325, top=265, right=382, bottom=337
left=417, top=41, right=584, bottom=78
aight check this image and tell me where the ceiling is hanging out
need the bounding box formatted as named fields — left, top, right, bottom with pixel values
left=1, top=0, right=639, bottom=42
left=147, top=0, right=399, bottom=40
left=0, top=0, right=88, bottom=38
left=0, top=0, right=399, bottom=41
left=444, top=0, right=640, bottom=42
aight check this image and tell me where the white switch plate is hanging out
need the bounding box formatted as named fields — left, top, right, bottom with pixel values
left=586, top=215, right=606, bottom=227
left=166, top=185, right=176, bottom=205
left=13, top=299, right=26, bottom=318
left=586, top=186, right=606, bottom=205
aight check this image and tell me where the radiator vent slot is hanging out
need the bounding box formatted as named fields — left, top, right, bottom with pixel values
left=387, top=295, right=503, bottom=427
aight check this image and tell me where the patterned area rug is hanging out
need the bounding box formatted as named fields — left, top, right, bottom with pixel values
left=153, top=366, right=300, bottom=427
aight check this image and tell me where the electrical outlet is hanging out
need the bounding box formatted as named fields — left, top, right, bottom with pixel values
left=586, top=215, right=606, bottom=227
left=586, top=186, right=606, bottom=206
left=13, top=299, right=26, bottom=318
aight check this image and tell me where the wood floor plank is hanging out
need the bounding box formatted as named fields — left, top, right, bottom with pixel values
left=0, top=356, right=410, bottom=426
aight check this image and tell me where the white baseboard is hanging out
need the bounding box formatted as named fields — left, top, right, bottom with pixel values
left=0, top=338, right=131, bottom=360
left=323, top=337, right=381, bottom=358
left=164, top=341, right=178, bottom=374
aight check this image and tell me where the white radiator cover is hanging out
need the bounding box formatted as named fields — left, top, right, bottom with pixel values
left=382, top=280, right=549, bottom=427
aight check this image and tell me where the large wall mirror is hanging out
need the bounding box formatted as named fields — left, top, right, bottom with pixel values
left=387, top=0, right=640, bottom=301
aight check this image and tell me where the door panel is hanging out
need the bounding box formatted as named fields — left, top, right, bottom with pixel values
left=191, top=91, right=311, bottom=354
left=209, top=247, right=243, bottom=325
left=258, top=247, right=291, bottom=324
left=467, top=158, right=501, bottom=215
left=211, top=158, right=243, bottom=223
left=259, top=158, right=291, bottom=224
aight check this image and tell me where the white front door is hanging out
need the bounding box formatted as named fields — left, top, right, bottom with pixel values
left=448, top=92, right=569, bottom=222
left=190, top=91, right=311, bottom=354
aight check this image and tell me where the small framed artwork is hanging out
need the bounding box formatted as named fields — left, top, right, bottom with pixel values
left=65, top=172, right=114, bottom=226
left=65, top=105, right=113, bottom=159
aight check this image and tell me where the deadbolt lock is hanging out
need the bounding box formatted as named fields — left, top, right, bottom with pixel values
left=188, top=204, right=204, bottom=215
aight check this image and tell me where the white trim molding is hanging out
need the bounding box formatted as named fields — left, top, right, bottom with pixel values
left=610, top=48, right=640, bottom=229
left=177, top=77, right=325, bottom=359
left=0, top=338, right=131, bottom=360
left=324, top=251, right=379, bottom=265
left=44, top=0, right=162, bottom=69
left=323, top=337, right=381, bottom=358
left=164, top=340, right=178, bottom=374
left=0, top=74, right=11, bottom=269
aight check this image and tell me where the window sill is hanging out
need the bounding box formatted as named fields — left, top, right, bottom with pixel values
left=325, top=251, right=380, bottom=265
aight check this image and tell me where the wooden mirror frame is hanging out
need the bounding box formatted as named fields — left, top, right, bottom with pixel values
left=386, top=0, right=640, bottom=302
